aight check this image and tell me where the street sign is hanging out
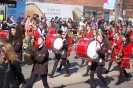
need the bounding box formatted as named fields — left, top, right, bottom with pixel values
left=0, top=0, right=17, bottom=4
left=0, top=0, right=17, bottom=8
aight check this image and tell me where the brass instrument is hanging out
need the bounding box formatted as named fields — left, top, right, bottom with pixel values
left=23, top=46, right=34, bottom=65
left=115, top=44, right=123, bottom=63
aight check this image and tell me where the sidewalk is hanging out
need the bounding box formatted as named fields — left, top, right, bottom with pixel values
left=32, top=58, right=133, bottom=88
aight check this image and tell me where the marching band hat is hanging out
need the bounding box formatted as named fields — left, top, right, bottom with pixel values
left=57, top=30, right=63, bottom=35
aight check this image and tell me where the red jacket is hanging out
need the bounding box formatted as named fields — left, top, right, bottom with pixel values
left=129, top=32, right=133, bottom=43
left=47, top=27, right=56, bottom=35
left=67, top=35, right=73, bottom=57
left=113, top=38, right=122, bottom=54
left=85, top=31, right=93, bottom=39
left=122, top=43, right=132, bottom=58
left=33, top=31, right=40, bottom=48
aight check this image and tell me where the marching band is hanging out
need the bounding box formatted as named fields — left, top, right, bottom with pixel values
left=0, top=15, right=133, bottom=88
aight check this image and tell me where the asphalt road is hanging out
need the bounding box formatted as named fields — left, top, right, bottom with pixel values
left=1, top=51, right=133, bottom=88
left=65, top=73, right=133, bottom=88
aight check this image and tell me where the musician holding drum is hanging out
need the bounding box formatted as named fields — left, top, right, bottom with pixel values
left=79, top=22, right=93, bottom=68
left=26, top=36, right=50, bottom=88
left=48, top=30, right=70, bottom=78
left=89, top=34, right=108, bottom=88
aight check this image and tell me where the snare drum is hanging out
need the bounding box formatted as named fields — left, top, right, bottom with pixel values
left=45, top=35, right=63, bottom=50
left=75, top=38, right=100, bottom=59
left=0, top=30, right=8, bottom=38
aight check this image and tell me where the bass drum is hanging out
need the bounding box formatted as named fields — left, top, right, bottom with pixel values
left=75, top=38, right=100, bottom=59
left=45, top=35, right=63, bottom=51
left=0, top=30, right=8, bottom=38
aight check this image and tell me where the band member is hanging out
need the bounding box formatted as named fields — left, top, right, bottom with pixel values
left=115, top=34, right=132, bottom=85
left=85, top=22, right=93, bottom=38
left=74, top=26, right=86, bottom=59
left=79, top=23, right=93, bottom=67
left=89, top=34, right=108, bottom=88
left=48, top=30, right=70, bottom=78
left=82, top=29, right=99, bottom=77
left=128, top=26, right=133, bottom=43
left=9, top=26, right=23, bottom=61
left=47, top=22, right=56, bottom=36
left=26, top=36, right=50, bottom=88
left=57, top=32, right=73, bottom=71
left=32, top=26, right=40, bottom=48
left=105, top=32, right=122, bottom=74
left=0, top=43, right=26, bottom=88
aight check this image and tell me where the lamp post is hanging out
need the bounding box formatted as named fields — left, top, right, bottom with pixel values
left=115, top=0, right=119, bottom=23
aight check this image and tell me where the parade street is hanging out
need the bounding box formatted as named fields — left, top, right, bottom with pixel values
left=21, top=51, right=133, bottom=88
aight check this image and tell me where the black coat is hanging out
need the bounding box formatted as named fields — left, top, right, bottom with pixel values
left=96, top=43, right=107, bottom=66
left=12, top=39, right=23, bottom=61
left=2, top=61, right=25, bottom=88
left=31, top=45, right=49, bottom=75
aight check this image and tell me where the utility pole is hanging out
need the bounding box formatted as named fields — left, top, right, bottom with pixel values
left=115, top=0, right=119, bottom=23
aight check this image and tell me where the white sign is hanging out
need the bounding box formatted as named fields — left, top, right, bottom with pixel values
left=26, top=2, right=83, bottom=21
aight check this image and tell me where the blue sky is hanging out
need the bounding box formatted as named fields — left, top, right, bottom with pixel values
left=104, top=0, right=115, bottom=9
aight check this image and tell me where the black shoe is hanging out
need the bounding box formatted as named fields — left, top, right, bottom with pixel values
left=79, top=64, right=83, bottom=67
left=48, top=74, right=54, bottom=78
left=115, top=80, right=121, bottom=85
left=57, top=68, right=62, bottom=71
left=126, top=77, right=130, bottom=81
left=64, top=73, right=70, bottom=77
left=104, top=83, right=108, bottom=88
left=82, top=73, right=89, bottom=77
left=105, top=70, right=109, bottom=74
left=74, top=56, right=78, bottom=59
left=67, top=63, right=70, bottom=68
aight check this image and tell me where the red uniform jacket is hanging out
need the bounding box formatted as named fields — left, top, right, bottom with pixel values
left=107, top=30, right=112, bottom=38
left=129, top=32, right=133, bottom=43
left=47, top=27, right=56, bottom=35
left=85, top=31, right=93, bottom=39
left=33, top=31, right=40, bottom=48
left=122, top=43, right=132, bottom=58
left=67, top=35, right=73, bottom=57
left=113, top=38, right=122, bottom=54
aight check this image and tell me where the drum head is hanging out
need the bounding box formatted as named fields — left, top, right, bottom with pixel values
left=87, top=40, right=100, bottom=59
left=53, top=37, right=63, bottom=50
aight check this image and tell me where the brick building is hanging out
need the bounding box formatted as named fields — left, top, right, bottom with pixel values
left=110, top=0, right=133, bottom=20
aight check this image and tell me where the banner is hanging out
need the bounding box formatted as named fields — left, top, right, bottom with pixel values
left=0, top=14, right=4, bottom=21
left=103, top=0, right=115, bottom=9
left=7, top=1, right=25, bottom=22
left=26, top=2, right=83, bottom=21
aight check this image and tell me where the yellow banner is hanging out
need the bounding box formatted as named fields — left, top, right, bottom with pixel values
left=0, top=14, right=3, bottom=21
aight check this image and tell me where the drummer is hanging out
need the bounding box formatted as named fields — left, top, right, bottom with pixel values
left=79, top=22, right=93, bottom=68
left=82, top=29, right=99, bottom=77
left=89, top=34, right=108, bottom=88
left=48, top=30, right=70, bottom=78
left=57, top=31, right=73, bottom=71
